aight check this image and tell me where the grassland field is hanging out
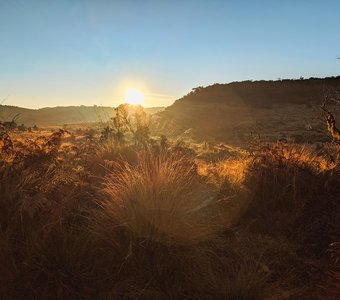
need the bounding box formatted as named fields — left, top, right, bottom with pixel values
left=0, top=126, right=339, bottom=299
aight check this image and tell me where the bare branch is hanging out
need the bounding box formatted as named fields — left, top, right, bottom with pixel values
left=319, top=99, right=340, bottom=142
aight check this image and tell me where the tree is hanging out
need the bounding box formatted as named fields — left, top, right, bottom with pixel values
left=132, top=105, right=150, bottom=147
left=109, top=104, right=150, bottom=147
left=112, top=103, right=130, bottom=143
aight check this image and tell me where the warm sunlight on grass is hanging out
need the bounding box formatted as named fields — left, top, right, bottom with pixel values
left=1, top=127, right=339, bottom=299
left=124, top=88, right=145, bottom=105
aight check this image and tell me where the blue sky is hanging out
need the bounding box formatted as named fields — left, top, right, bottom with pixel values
left=1, top=0, right=340, bottom=108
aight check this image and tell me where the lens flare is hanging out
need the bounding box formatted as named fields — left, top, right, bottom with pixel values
left=125, top=88, right=145, bottom=105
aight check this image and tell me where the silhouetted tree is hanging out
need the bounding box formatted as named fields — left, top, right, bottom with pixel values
left=109, top=104, right=151, bottom=147
left=112, top=103, right=130, bottom=143
left=132, top=105, right=150, bottom=147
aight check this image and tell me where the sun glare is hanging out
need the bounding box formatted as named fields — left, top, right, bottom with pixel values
left=125, top=88, right=145, bottom=105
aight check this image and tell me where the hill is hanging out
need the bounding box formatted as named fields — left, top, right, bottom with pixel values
left=153, top=76, right=340, bottom=144
left=0, top=105, right=164, bottom=127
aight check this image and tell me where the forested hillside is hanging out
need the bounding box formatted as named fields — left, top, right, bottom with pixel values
left=153, top=76, right=340, bottom=144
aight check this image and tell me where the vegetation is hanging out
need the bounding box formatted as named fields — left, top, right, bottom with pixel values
left=154, top=76, right=340, bottom=144
left=2, top=76, right=340, bottom=145
left=0, top=105, right=339, bottom=299
left=173, top=76, right=340, bottom=107
left=0, top=105, right=164, bottom=127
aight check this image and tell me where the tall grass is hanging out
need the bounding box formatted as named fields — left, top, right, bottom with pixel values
left=88, top=150, right=227, bottom=298
left=240, top=143, right=339, bottom=238
left=96, top=150, right=219, bottom=244
left=0, top=131, right=338, bottom=299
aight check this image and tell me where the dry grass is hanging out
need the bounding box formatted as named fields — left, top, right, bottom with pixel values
left=95, top=150, right=220, bottom=246
left=240, top=143, right=339, bottom=240
left=0, top=131, right=339, bottom=299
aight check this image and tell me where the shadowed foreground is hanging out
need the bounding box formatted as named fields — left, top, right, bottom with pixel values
left=0, top=131, right=339, bottom=299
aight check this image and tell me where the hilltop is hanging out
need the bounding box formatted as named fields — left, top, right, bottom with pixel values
left=153, top=76, right=340, bottom=144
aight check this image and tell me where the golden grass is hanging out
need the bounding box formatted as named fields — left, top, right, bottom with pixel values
left=94, top=150, right=220, bottom=246
left=0, top=131, right=338, bottom=299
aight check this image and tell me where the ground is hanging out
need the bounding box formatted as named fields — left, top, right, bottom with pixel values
left=0, top=129, right=339, bottom=299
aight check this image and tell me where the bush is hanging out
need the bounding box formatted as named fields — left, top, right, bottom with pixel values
left=238, top=143, right=340, bottom=255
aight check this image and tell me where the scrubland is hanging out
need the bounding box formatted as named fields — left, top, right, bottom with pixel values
left=0, top=128, right=339, bottom=299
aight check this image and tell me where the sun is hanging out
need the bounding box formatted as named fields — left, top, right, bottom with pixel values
left=124, top=88, right=145, bottom=105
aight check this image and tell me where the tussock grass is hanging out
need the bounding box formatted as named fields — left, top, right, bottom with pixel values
left=88, top=150, right=229, bottom=298
left=94, top=150, right=219, bottom=246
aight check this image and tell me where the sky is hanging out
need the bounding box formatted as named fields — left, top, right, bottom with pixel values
left=1, top=0, right=340, bottom=109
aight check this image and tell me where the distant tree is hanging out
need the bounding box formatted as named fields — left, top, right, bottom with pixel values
left=132, top=105, right=150, bottom=147
left=112, top=103, right=130, bottom=143
left=192, top=86, right=204, bottom=92
left=109, top=104, right=151, bottom=147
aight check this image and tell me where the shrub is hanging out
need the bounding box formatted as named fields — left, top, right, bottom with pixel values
left=240, top=143, right=340, bottom=254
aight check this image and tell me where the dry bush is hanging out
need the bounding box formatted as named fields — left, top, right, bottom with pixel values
left=197, top=157, right=251, bottom=228
left=239, top=143, right=339, bottom=239
left=210, top=142, right=339, bottom=298
left=91, top=139, right=139, bottom=176
left=0, top=131, right=97, bottom=299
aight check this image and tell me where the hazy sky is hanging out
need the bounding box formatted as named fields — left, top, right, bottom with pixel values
left=1, top=0, right=340, bottom=108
